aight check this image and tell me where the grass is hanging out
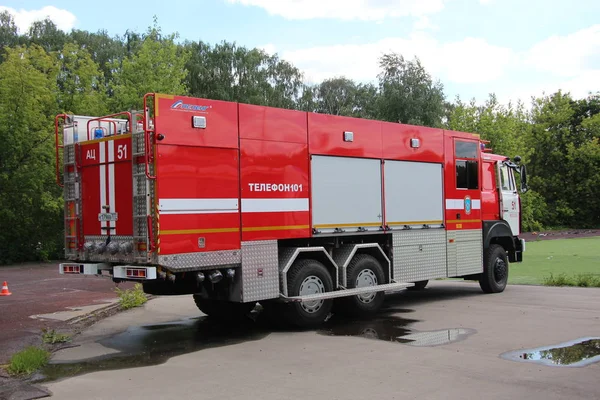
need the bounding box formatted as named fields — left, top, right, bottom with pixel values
left=41, top=328, right=71, bottom=344
left=7, top=346, right=50, bottom=376
left=508, top=236, right=600, bottom=286
left=115, top=283, right=148, bottom=309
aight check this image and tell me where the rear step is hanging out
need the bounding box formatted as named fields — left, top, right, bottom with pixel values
left=280, top=282, right=414, bottom=302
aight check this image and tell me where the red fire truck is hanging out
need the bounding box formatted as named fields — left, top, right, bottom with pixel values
left=56, top=93, right=527, bottom=327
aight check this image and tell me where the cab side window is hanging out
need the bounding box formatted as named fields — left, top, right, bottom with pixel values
left=499, top=165, right=513, bottom=191
left=455, top=140, right=478, bottom=189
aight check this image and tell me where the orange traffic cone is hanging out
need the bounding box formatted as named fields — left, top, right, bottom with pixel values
left=0, top=281, right=12, bottom=296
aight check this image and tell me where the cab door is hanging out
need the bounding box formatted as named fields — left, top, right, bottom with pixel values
left=498, top=162, right=520, bottom=235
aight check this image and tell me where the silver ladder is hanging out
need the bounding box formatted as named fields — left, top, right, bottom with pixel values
left=63, top=142, right=82, bottom=259
left=131, top=112, right=156, bottom=263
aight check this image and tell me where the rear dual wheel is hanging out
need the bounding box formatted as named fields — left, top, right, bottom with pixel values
left=282, top=259, right=334, bottom=328
left=336, top=254, right=386, bottom=316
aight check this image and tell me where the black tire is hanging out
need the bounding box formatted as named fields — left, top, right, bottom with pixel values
left=193, top=295, right=256, bottom=320
left=283, top=259, right=334, bottom=328
left=479, top=244, right=509, bottom=293
left=407, top=280, right=429, bottom=291
left=337, top=254, right=386, bottom=316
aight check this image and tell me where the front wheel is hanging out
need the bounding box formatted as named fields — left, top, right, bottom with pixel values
left=479, top=244, right=509, bottom=293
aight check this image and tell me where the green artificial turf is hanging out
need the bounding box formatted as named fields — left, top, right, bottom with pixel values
left=508, top=236, right=600, bottom=286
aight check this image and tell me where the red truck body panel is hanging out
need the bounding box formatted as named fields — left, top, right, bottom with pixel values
left=67, top=93, right=507, bottom=262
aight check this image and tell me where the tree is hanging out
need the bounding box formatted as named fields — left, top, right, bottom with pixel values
left=308, top=77, right=379, bottom=118
left=0, top=44, right=62, bottom=263
left=57, top=42, right=108, bottom=115
left=27, top=18, right=68, bottom=53
left=185, top=40, right=304, bottom=109
left=0, top=11, right=20, bottom=62
left=376, top=53, right=446, bottom=127
left=110, top=21, right=190, bottom=110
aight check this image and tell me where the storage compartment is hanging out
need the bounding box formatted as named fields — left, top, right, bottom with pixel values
left=384, top=160, right=443, bottom=227
left=311, top=155, right=383, bottom=233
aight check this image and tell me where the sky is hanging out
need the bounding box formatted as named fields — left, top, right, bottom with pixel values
left=1, top=0, right=599, bottom=105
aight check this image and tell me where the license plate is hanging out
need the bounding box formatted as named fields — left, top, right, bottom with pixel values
left=98, top=212, right=118, bottom=222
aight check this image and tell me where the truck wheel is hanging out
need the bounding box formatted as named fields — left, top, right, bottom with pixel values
left=193, top=295, right=256, bottom=320
left=283, top=259, right=334, bottom=328
left=407, top=280, right=428, bottom=290
left=479, top=244, right=509, bottom=293
left=336, top=254, right=385, bottom=316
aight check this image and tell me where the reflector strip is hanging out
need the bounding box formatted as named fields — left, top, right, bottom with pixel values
left=387, top=220, right=443, bottom=226
left=62, top=265, right=83, bottom=274
left=108, top=140, right=116, bottom=234
left=445, top=199, right=481, bottom=210
left=159, top=198, right=238, bottom=214
left=126, top=268, right=147, bottom=278
left=99, top=142, right=106, bottom=235
left=241, top=198, right=309, bottom=213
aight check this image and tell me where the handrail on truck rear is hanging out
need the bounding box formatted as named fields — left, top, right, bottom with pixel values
left=143, top=93, right=156, bottom=180
left=54, top=114, right=68, bottom=188
left=85, top=112, right=132, bottom=141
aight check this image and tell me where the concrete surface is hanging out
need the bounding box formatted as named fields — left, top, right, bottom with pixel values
left=42, top=281, right=600, bottom=400
left=0, top=263, right=133, bottom=364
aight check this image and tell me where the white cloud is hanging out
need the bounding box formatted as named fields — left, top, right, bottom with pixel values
left=258, top=43, right=277, bottom=55
left=281, top=33, right=515, bottom=85
left=280, top=24, right=600, bottom=103
left=413, top=16, right=438, bottom=31
left=226, top=0, right=446, bottom=21
left=0, top=6, right=77, bottom=32
left=524, top=24, right=600, bottom=78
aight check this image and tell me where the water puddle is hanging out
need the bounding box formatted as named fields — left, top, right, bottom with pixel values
left=34, top=306, right=473, bottom=383
left=37, top=316, right=270, bottom=383
left=317, top=315, right=475, bottom=347
left=500, top=337, right=600, bottom=367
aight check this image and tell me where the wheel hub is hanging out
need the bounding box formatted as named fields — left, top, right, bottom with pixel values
left=299, top=275, right=325, bottom=313
left=355, top=269, right=378, bottom=303
left=493, top=257, right=507, bottom=282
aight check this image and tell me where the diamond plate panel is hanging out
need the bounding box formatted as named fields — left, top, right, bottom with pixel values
left=277, top=247, right=337, bottom=297
left=332, top=244, right=356, bottom=287
left=240, top=241, right=280, bottom=302
left=158, top=249, right=241, bottom=272
left=456, top=229, right=483, bottom=275
left=392, top=229, right=447, bottom=282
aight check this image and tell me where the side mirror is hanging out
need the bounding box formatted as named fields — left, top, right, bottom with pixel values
left=519, top=164, right=528, bottom=193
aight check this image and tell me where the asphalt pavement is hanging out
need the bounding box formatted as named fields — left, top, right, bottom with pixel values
left=41, top=281, right=600, bottom=400
left=0, top=263, right=133, bottom=365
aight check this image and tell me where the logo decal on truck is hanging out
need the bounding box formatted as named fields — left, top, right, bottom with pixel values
left=170, top=100, right=212, bottom=112
left=464, top=195, right=472, bottom=215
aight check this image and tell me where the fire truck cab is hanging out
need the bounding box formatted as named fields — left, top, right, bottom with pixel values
left=56, top=93, right=527, bottom=327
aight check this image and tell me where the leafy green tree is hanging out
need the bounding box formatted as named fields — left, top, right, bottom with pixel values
left=185, top=40, right=304, bottom=109
left=309, top=77, right=379, bottom=118
left=0, top=44, right=62, bottom=264
left=110, top=22, right=190, bottom=110
left=57, top=42, right=108, bottom=115
left=376, top=53, right=446, bottom=127
left=69, top=29, right=129, bottom=92
left=27, top=18, right=68, bottom=53
left=0, top=11, right=21, bottom=61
